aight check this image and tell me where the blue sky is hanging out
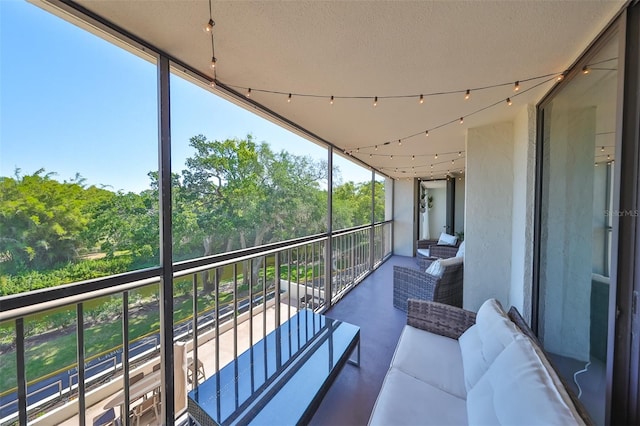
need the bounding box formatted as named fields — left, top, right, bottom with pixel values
left=1, top=0, right=371, bottom=193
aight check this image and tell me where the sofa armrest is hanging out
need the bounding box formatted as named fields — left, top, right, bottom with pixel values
left=407, top=300, right=476, bottom=340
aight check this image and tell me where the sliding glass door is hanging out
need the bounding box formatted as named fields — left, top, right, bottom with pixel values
left=536, top=26, right=621, bottom=425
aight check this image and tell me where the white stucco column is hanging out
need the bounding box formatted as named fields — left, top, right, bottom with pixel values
left=393, top=179, right=415, bottom=256
left=464, top=121, right=514, bottom=311
left=510, top=105, right=537, bottom=321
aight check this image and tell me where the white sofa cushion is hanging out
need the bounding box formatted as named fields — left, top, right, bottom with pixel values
left=459, top=299, right=520, bottom=391
left=369, top=368, right=467, bottom=426
left=391, top=325, right=466, bottom=398
left=456, top=241, right=465, bottom=258
left=437, top=232, right=458, bottom=246
left=467, top=337, right=584, bottom=425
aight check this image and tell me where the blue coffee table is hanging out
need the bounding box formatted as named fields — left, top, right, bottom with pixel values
left=187, top=309, right=360, bottom=425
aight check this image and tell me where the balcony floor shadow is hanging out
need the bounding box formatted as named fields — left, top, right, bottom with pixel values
left=310, top=255, right=416, bottom=426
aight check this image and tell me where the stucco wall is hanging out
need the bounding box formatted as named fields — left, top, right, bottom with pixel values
left=510, top=105, right=536, bottom=321
left=393, top=179, right=415, bottom=256
left=465, top=121, right=514, bottom=311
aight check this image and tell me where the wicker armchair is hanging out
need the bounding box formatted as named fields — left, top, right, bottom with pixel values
left=393, top=258, right=464, bottom=312
left=416, top=239, right=459, bottom=260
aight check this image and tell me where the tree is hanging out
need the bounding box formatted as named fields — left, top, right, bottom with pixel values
left=0, top=169, right=111, bottom=274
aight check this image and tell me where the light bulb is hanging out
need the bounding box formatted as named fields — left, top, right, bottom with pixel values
left=595, top=162, right=598, bottom=166
left=390, top=155, right=393, bottom=160
left=246, top=88, right=251, bottom=97
left=375, top=145, right=378, bottom=151
left=287, top=93, right=292, bottom=103
left=419, top=94, right=424, bottom=104
left=210, top=56, right=217, bottom=69
left=356, top=147, right=360, bottom=153
left=412, top=155, right=415, bottom=161
left=203, top=19, right=215, bottom=33
left=458, top=151, right=462, bottom=157
left=514, top=81, right=520, bottom=91
left=398, top=139, right=402, bottom=146
left=373, top=96, right=378, bottom=107
left=459, top=117, right=464, bottom=124
left=435, top=154, right=438, bottom=159
left=330, top=96, right=334, bottom=105
left=425, top=130, right=429, bottom=137
left=209, top=80, right=216, bottom=88
left=451, top=159, right=455, bottom=164
left=601, top=146, right=605, bottom=152
left=430, top=164, right=433, bottom=169
left=582, top=66, right=590, bottom=74
left=369, top=154, right=372, bottom=158
left=557, top=74, right=564, bottom=81
left=507, top=97, right=512, bottom=106
left=465, top=89, right=470, bottom=100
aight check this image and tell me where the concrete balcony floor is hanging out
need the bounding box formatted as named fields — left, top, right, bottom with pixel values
left=58, top=255, right=414, bottom=425
left=311, top=255, right=412, bottom=425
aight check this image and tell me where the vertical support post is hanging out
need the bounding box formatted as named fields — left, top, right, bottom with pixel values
left=122, top=291, right=131, bottom=426
left=325, top=147, right=334, bottom=308
left=157, top=54, right=175, bottom=424
left=192, top=274, right=199, bottom=381
left=275, top=253, right=281, bottom=324
left=16, top=318, right=27, bottom=426
left=370, top=170, right=375, bottom=271
left=76, top=303, right=86, bottom=426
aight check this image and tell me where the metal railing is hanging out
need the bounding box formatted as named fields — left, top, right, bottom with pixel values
left=0, top=221, right=392, bottom=425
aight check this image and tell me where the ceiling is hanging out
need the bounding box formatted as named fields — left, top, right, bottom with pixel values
left=54, top=0, right=625, bottom=180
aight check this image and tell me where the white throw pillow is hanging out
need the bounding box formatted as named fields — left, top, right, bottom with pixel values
left=437, top=232, right=458, bottom=246
left=456, top=241, right=465, bottom=258
left=476, top=299, right=521, bottom=367
left=425, top=259, right=444, bottom=277
left=439, top=256, right=463, bottom=268
left=467, top=337, right=582, bottom=425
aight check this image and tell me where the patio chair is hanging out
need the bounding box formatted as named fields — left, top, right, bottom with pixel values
left=393, top=257, right=464, bottom=312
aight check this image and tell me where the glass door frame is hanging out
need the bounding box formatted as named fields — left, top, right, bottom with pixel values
left=533, top=4, right=640, bottom=423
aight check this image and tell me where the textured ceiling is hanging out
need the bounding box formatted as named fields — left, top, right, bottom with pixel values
left=64, top=0, right=624, bottom=180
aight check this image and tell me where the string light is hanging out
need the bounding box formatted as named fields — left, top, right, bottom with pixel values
left=398, top=139, right=402, bottom=146
left=425, top=130, right=429, bottom=137
left=506, top=97, right=512, bottom=106
left=458, top=151, right=462, bottom=157
left=582, top=66, right=590, bottom=74
left=203, top=18, right=215, bottom=33
left=465, top=89, right=470, bottom=100
left=209, top=80, right=216, bottom=88
left=375, top=145, right=378, bottom=151
left=287, top=93, right=292, bottom=103
left=460, top=117, right=464, bottom=124
left=435, top=154, right=438, bottom=159
left=390, top=155, right=393, bottom=160
left=373, top=96, right=378, bottom=107
left=451, top=159, right=455, bottom=164
left=210, top=56, right=217, bottom=69
left=412, top=155, right=415, bottom=161
left=601, top=146, right=605, bottom=152
left=419, top=94, right=424, bottom=104
left=514, top=81, right=520, bottom=91
left=246, top=88, right=251, bottom=97
left=557, top=73, right=565, bottom=81
left=330, top=96, right=334, bottom=105
left=431, top=164, right=433, bottom=169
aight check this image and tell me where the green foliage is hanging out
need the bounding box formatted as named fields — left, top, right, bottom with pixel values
left=0, top=169, right=113, bottom=274
left=0, top=256, right=133, bottom=296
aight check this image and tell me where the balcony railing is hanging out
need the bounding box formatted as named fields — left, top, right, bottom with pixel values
left=0, top=221, right=392, bottom=425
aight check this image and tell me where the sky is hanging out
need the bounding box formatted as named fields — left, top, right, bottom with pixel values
left=0, top=0, right=374, bottom=193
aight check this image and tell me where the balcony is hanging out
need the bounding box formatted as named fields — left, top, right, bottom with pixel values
left=0, top=223, right=395, bottom=425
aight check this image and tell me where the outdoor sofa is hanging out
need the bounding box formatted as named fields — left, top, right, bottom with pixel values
left=369, top=299, right=591, bottom=425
